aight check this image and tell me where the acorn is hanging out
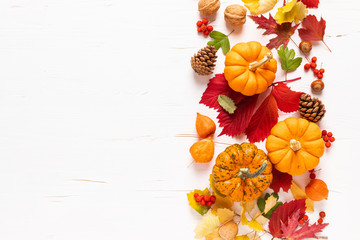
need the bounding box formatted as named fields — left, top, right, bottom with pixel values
left=299, top=41, right=312, bottom=53
left=311, top=80, right=324, bottom=92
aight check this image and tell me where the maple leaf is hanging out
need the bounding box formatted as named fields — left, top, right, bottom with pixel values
left=281, top=209, right=329, bottom=240
left=269, top=199, right=306, bottom=238
left=272, top=82, right=304, bottom=113
left=245, top=93, right=279, bottom=142
left=217, top=94, right=259, bottom=137
left=200, top=74, right=245, bottom=110
left=249, top=14, right=300, bottom=49
left=269, top=167, right=293, bottom=193
left=299, top=0, right=319, bottom=8
left=298, top=15, right=331, bottom=52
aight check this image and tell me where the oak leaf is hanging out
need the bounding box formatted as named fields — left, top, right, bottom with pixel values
left=269, top=167, right=292, bottom=193
left=249, top=14, right=300, bottom=49
left=274, top=0, right=308, bottom=24
left=269, top=199, right=306, bottom=238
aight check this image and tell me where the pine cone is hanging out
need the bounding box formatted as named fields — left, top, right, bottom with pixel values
left=299, top=93, right=326, bottom=123
left=191, top=45, right=217, bottom=75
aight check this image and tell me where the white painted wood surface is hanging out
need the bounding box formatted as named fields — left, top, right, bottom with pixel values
left=0, top=0, right=359, bottom=239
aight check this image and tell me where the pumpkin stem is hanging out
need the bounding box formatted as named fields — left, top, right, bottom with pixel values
left=249, top=52, right=273, bottom=72
left=290, top=139, right=301, bottom=151
left=238, top=161, right=268, bottom=180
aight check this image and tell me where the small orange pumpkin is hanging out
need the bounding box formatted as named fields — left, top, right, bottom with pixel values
left=266, top=117, right=325, bottom=175
left=211, top=143, right=272, bottom=202
left=224, top=41, right=277, bottom=96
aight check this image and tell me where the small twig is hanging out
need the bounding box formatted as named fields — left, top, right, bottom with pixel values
left=227, top=29, right=235, bottom=36
left=290, top=37, right=310, bottom=62
left=271, top=77, right=301, bottom=86
left=322, top=40, right=332, bottom=52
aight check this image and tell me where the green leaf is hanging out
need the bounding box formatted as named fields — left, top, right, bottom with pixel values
left=277, top=45, right=302, bottom=72
left=218, top=95, right=236, bottom=114
left=207, top=30, right=231, bottom=54
left=257, top=193, right=283, bottom=219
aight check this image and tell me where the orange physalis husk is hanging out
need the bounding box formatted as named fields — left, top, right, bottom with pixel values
left=305, top=179, right=329, bottom=201
left=196, top=113, right=216, bottom=138
left=190, top=138, right=215, bottom=163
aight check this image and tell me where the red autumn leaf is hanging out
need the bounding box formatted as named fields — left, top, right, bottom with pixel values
left=249, top=14, right=300, bottom=49
left=298, top=0, right=319, bottom=8
left=245, top=93, right=279, bottom=143
left=269, top=199, right=306, bottom=238
left=298, top=15, right=331, bottom=52
left=200, top=74, right=245, bottom=110
left=217, top=95, right=259, bottom=137
left=272, top=83, right=304, bottom=113
left=282, top=209, right=329, bottom=240
left=269, top=168, right=292, bottom=193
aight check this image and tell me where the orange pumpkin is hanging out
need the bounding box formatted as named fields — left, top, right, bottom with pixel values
left=224, top=41, right=277, bottom=96
left=266, top=117, right=325, bottom=176
left=211, top=143, right=272, bottom=202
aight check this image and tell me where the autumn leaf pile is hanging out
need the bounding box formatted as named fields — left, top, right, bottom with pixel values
left=186, top=0, right=332, bottom=239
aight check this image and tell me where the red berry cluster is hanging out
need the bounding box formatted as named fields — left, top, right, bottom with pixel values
left=309, top=168, right=317, bottom=179
left=304, top=57, right=325, bottom=80
left=317, top=211, right=326, bottom=223
left=194, top=193, right=216, bottom=206
left=196, top=18, right=213, bottom=36
left=322, top=130, right=335, bottom=148
left=299, top=212, right=326, bottom=225
left=298, top=214, right=309, bottom=225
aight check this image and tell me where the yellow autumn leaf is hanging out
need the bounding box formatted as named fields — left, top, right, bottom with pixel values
left=240, top=204, right=248, bottom=225
left=217, top=208, right=235, bottom=223
left=274, top=0, right=307, bottom=24
left=290, top=180, right=314, bottom=212
left=253, top=211, right=268, bottom=225
left=205, top=228, right=222, bottom=240
left=235, top=235, right=250, bottom=240
left=212, top=194, right=233, bottom=211
left=194, top=212, right=221, bottom=239
left=242, top=0, right=278, bottom=15
left=245, top=200, right=256, bottom=213
left=263, top=195, right=277, bottom=214
left=248, top=220, right=264, bottom=232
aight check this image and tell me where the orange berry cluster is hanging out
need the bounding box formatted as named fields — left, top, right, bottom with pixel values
left=196, top=18, right=213, bottom=36
left=194, top=193, right=216, bottom=206
left=304, top=57, right=325, bottom=80
left=322, top=130, right=335, bottom=148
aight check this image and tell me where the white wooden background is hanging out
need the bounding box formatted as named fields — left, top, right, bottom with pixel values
left=0, top=0, right=359, bottom=239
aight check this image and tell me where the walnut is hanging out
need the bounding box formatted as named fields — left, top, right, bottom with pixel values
left=224, top=4, right=247, bottom=26
left=198, top=0, right=220, bottom=16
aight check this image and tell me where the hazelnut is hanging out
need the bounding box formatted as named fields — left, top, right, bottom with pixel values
left=224, top=5, right=247, bottom=27
left=299, top=41, right=312, bottom=53
left=198, top=0, right=220, bottom=16
left=311, top=80, right=324, bottom=92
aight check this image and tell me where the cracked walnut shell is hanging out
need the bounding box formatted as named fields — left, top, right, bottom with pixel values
left=198, top=0, right=220, bottom=16
left=224, top=5, right=247, bottom=26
